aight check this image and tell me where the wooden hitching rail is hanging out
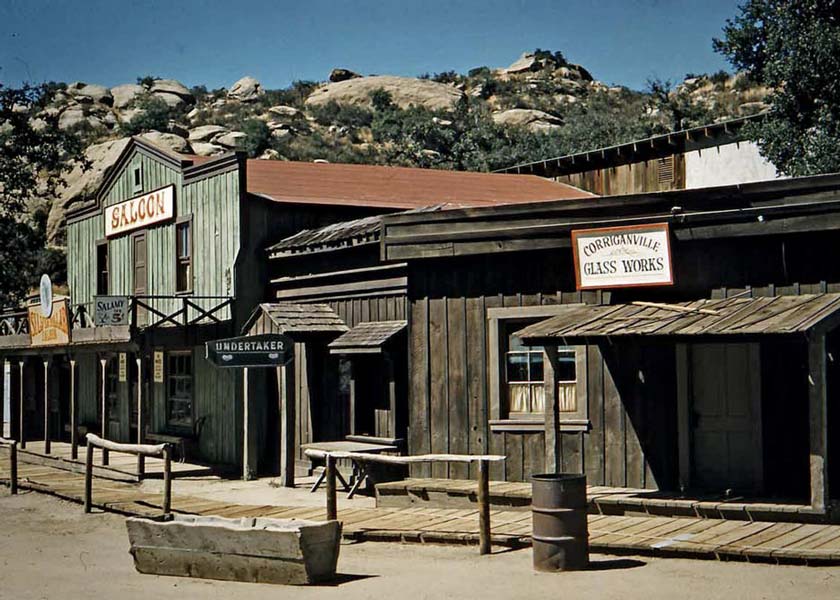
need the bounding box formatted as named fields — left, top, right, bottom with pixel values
left=84, top=434, right=172, bottom=517
left=0, top=437, right=18, bottom=495
left=305, top=450, right=505, bottom=555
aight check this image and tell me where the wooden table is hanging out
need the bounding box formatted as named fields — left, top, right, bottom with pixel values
left=302, top=440, right=398, bottom=498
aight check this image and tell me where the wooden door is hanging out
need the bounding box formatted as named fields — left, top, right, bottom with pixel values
left=133, top=233, right=147, bottom=326
left=690, top=343, right=763, bottom=493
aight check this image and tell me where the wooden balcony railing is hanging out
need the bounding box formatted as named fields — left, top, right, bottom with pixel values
left=0, top=295, right=234, bottom=339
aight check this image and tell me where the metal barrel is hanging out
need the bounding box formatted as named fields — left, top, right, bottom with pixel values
left=531, top=473, right=588, bottom=571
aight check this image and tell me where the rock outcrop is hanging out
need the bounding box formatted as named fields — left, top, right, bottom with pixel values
left=329, top=68, right=361, bottom=83
left=111, top=84, right=144, bottom=109
left=305, top=75, right=464, bottom=111
left=228, top=76, right=263, bottom=102
left=492, top=108, right=563, bottom=132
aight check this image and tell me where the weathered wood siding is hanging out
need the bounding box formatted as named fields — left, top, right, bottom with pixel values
left=554, top=154, right=685, bottom=196
left=67, top=148, right=240, bottom=322
left=407, top=252, right=678, bottom=485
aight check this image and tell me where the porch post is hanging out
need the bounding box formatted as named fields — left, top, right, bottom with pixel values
left=43, top=358, right=51, bottom=454
left=349, top=363, right=356, bottom=436
left=18, top=361, right=25, bottom=449
left=99, top=357, right=109, bottom=465
left=543, top=346, right=560, bottom=472
left=0, top=360, right=5, bottom=438
left=242, top=367, right=251, bottom=481
left=808, top=332, right=829, bottom=512
left=136, top=356, right=144, bottom=476
left=70, top=358, right=78, bottom=460
left=280, top=360, right=296, bottom=488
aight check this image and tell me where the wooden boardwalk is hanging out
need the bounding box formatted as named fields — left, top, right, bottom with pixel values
left=3, top=460, right=840, bottom=564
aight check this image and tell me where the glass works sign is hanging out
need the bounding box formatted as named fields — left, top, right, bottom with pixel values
left=571, top=223, right=674, bottom=290
left=205, top=334, right=294, bottom=368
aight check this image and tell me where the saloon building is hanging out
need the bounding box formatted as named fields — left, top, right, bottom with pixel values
left=0, top=136, right=589, bottom=479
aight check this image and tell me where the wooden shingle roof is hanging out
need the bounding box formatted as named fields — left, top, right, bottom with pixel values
left=328, top=321, right=407, bottom=353
left=517, top=294, right=840, bottom=342
left=245, top=303, right=349, bottom=336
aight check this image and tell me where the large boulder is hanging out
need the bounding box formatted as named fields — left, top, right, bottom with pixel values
left=67, top=82, right=113, bottom=105
left=215, top=131, right=247, bottom=148
left=154, top=92, right=188, bottom=109
left=190, top=141, right=226, bottom=157
left=47, top=138, right=132, bottom=242
left=305, top=75, right=464, bottom=111
left=150, top=79, right=194, bottom=101
left=58, top=107, right=87, bottom=130
left=268, top=105, right=302, bottom=119
left=188, top=124, right=229, bottom=142
left=139, top=131, right=192, bottom=154
left=492, top=108, right=563, bottom=132
left=228, top=76, right=264, bottom=102
left=111, top=83, right=144, bottom=109
left=329, top=68, right=361, bottom=83
left=504, top=53, right=541, bottom=74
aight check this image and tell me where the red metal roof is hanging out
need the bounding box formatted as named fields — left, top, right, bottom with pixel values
left=245, top=160, right=593, bottom=209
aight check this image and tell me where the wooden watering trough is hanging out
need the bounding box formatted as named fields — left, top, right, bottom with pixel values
left=126, top=515, right=342, bottom=585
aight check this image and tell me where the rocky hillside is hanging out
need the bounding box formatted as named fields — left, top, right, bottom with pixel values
left=43, top=50, right=770, bottom=243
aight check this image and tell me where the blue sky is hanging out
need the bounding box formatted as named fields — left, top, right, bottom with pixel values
left=0, top=0, right=740, bottom=91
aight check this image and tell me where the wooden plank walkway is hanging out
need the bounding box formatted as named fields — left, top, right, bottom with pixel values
left=3, top=460, right=840, bottom=564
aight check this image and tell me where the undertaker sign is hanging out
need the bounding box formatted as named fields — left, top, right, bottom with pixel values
left=206, top=333, right=294, bottom=368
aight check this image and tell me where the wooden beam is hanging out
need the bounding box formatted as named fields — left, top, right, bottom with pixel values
left=385, top=352, right=397, bottom=440
left=70, top=359, right=78, bottom=460
left=349, top=368, right=356, bottom=436
left=136, top=356, right=145, bottom=477
left=242, top=367, right=251, bottom=481
left=809, top=333, right=829, bottom=512
left=18, top=361, right=24, bottom=449
left=100, top=357, right=109, bottom=465
left=280, top=361, right=296, bottom=488
left=478, top=459, right=491, bottom=555
left=325, top=454, right=337, bottom=521
left=676, top=344, right=691, bottom=492
left=43, top=358, right=50, bottom=454
left=543, top=346, right=559, bottom=472
left=0, top=361, right=4, bottom=437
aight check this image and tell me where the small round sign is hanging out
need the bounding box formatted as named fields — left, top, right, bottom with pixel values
left=39, top=274, right=53, bottom=318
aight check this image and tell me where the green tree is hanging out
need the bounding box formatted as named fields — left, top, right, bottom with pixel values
left=714, top=0, right=840, bottom=175
left=0, top=84, right=86, bottom=307
left=119, top=94, right=172, bottom=135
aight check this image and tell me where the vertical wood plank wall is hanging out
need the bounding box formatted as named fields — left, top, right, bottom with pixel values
left=406, top=253, right=675, bottom=485
left=553, top=154, right=685, bottom=196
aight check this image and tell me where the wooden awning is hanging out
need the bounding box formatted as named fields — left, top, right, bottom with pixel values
left=328, top=320, right=406, bottom=354
left=244, top=303, right=349, bottom=337
left=517, top=294, right=840, bottom=343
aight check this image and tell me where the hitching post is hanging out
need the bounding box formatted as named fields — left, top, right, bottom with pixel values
left=326, top=453, right=338, bottom=521
left=84, top=442, right=94, bottom=513
left=478, top=459, right=491, bottom=555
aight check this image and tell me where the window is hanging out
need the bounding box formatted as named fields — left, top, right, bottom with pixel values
left=657, top=155, right=675, bottom=185
left=132, top=165, right=143, bottom=193
left=176, top=218, right=192, bottom=293
left=96, top=241, right=109, bottom=295
left=167, top=351, right=193, bottom=431
left=488, top=306, right=589, bottom=433
left=505, top=324, right=546, bottom=416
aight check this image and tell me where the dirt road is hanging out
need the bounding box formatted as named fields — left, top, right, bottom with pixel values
left=1, top=491, right=838, bottom=600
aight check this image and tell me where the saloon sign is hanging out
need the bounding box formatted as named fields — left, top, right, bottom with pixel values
left=206, top=334, right=294, bottom=368
left=572, top=223, right=673, bottom=290
left=94, top=295, right=130, bottom=326
left=105, top=185, right=174, bottom=237
left=28, top=298, right=70, bottom=346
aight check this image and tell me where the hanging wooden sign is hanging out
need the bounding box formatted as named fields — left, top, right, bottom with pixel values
left=94, top=295, right=130, bottom=326
left=206, top=334, right=294, bottom=368
left=28, top=299, right=70, bottom=346
left=105, top=185, right=175, bottom=238
left=572, top=223, right=674, bottom=290
left=153, top=351, right=165, bottom=383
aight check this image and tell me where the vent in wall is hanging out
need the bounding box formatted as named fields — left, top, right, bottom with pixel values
left=657, top=156, right=675, bottom=184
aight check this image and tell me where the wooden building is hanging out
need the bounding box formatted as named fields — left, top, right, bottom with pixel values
left=497, top=114, right=783, bottom=195
left=379, top=174, right=840, bottom=515
left=0, top=138, right=589, bottom=479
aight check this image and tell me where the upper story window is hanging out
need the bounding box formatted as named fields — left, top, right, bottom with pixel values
left=132, top=165, right=143, bottom=194
left=176, top=217, right=192, bottom=293
left=96, top=241, right=109, bottom=295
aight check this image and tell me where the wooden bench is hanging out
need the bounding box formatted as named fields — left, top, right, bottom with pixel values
left=145, top=432, right=196, bottom=462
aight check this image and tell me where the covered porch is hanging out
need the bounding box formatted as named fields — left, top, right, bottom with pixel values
left=517, top=293, right=840, bottom=518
